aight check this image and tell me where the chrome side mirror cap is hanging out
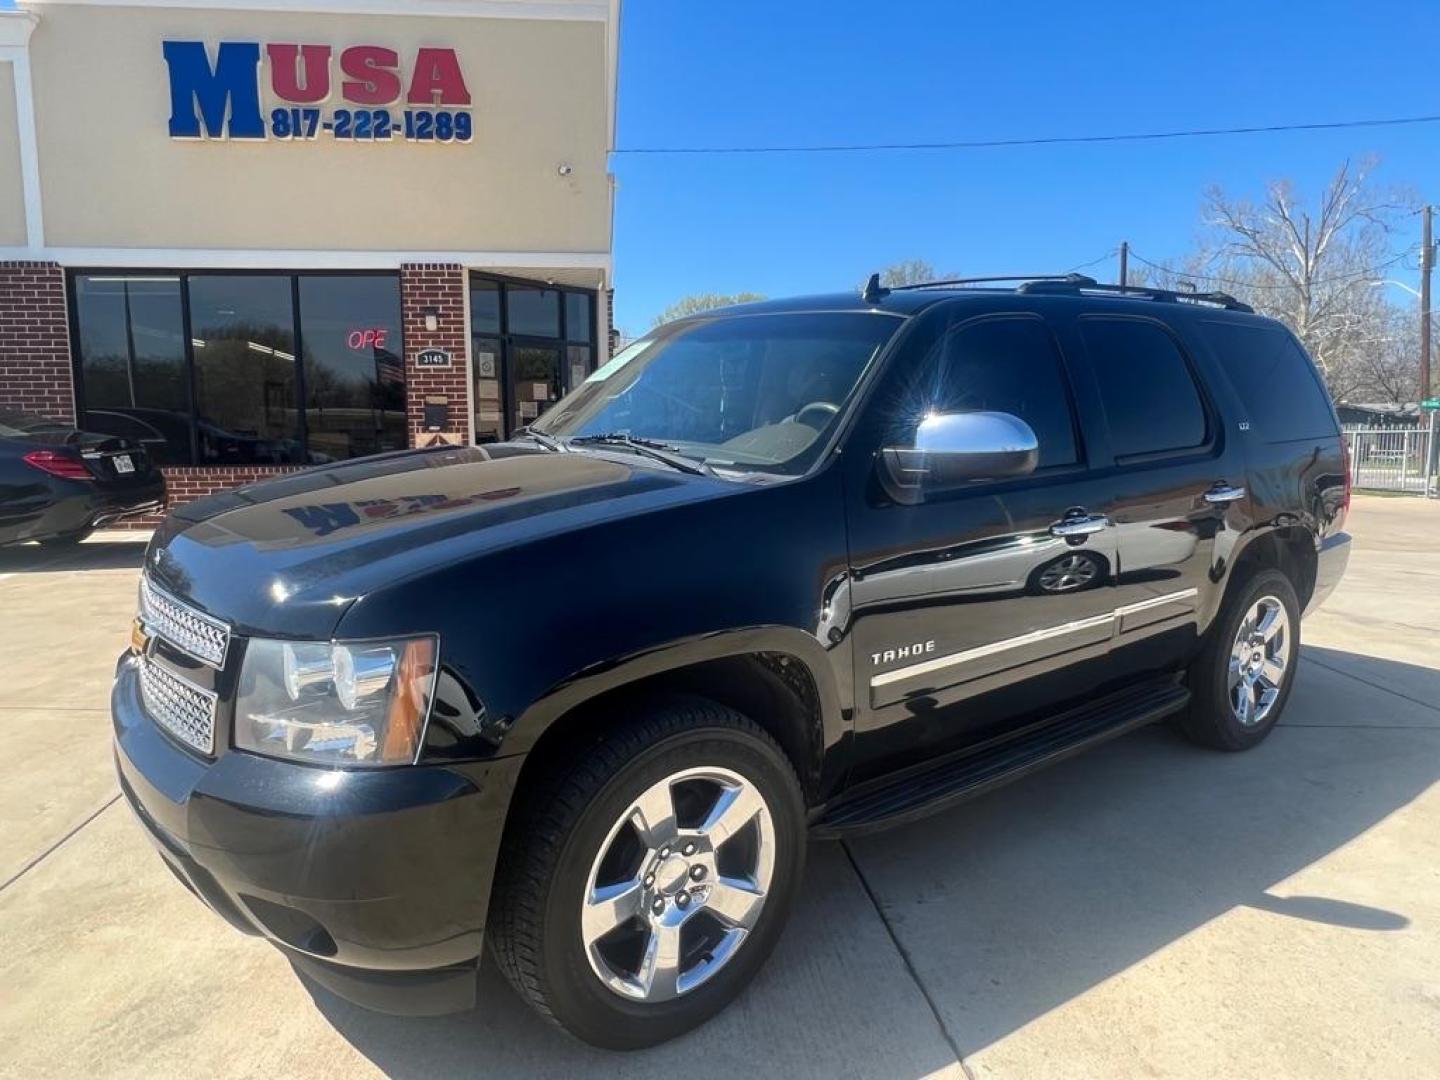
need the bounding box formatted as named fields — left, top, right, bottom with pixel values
left=879, top=411, right=1039, bottom=504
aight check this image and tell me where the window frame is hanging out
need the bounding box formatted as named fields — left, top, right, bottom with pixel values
left=1074, top=312, right=1219, bottom=467
left=67, top=267, right=405, bottom=468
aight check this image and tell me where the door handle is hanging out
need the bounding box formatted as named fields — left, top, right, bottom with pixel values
left=1051, top=514, right=1111, bottom=537
left=1204, top=484, right=1247, bottom=505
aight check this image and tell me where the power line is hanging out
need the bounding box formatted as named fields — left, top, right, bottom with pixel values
left=613, top=113, right=1440, bottom=156
left=1126, top=249, right=1413, bottom=291
left=1067, top=250, right=1117, bottom=273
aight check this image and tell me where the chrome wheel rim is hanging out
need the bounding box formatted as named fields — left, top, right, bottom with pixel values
left=581, top=766, right=775, bottom=1002
left=1039, top=553, right=1098, bottom=593
left=1228, top=595, right=1290, bottom=727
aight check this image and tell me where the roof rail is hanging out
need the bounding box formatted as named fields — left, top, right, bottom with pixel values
left=1016, top=277, right=1254, bottom=313
left=863, top=270, right=1255, bottom=313
left=889, top=273, right=1095, bottom=292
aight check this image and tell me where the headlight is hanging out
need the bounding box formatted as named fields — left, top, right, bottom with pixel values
left=235, top=635, right=438, bottom=767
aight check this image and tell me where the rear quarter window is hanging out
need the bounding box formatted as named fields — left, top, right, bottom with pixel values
left=1199, top=320, right=1339, bottom=442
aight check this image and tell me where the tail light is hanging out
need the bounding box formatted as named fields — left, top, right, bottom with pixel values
left=23, top=449, right=93, bottom=480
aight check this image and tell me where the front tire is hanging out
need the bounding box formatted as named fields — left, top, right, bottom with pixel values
left=487, top=697, right=806, bottom=1049
left=1180, top=568, right=1300, bottom=751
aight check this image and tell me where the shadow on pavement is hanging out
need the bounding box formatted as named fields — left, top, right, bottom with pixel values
left=309, top=650, right=1438, bottom=1076
left=0, top=537, right=149, bottom=574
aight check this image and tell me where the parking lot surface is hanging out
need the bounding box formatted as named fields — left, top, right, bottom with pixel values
left=2, top=495, right=1438, bottom=1079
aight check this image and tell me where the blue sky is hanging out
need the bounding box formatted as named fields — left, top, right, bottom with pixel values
left=611, top=0, right=1439, bottom=332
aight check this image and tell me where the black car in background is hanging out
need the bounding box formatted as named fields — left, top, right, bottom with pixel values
left=0, top=408, right=167, bottom=546
left=112, top=274, right=1350, bottom=1048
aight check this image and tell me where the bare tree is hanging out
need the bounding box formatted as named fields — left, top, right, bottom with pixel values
left=652, top=292, right=766, bottom=328
left=1345, top=301, right=1421, bottom=404
left=879, top=260, right=939, bottom=287
left=1199, top=159, right=1414, bottom=399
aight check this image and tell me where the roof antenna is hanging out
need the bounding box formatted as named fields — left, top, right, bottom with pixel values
left=860, top=272, right=890, bottom=303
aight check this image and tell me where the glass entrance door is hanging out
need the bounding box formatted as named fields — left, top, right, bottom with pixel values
left=510, top=342, right=563, bottom=432
left=469, top=273, right=599, bottom=444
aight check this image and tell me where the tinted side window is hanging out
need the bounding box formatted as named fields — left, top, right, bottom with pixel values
left=1080, top=317, right=1207, bottom=458
left=1199, top=320, right=1338, bottom=442
left=927, top=316, right=1079, bottom=469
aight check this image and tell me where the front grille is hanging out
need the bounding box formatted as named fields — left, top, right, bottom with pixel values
left=139, top=575, right=230, bottom=668
left=138, top=654, right=217, bottom=755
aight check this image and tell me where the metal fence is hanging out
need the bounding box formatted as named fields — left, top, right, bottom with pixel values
left=1342, top=417, right=1439, bottom=496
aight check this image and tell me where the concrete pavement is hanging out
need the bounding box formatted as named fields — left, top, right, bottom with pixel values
left=2, top=497, right=1439, bottom=1078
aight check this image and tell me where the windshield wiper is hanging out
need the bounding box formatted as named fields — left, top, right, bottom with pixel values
left=516, top=428, right=564, bottom=452
left=566, top=433, right=715, bottom=477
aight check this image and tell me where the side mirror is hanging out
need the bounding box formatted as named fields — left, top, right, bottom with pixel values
left=879, top=411, right=1039, bottom=504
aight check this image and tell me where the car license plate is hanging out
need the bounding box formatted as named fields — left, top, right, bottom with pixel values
left=113, top=454, right=134, bottom=474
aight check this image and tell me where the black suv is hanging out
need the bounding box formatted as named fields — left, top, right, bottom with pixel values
left=112, top=274, right=1350, bottom=1049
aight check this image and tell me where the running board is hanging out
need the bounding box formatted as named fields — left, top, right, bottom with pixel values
left=812, top=680, right=1190, bottom=837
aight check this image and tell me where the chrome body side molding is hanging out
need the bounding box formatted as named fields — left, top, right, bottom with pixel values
left=871, top=588, right=1199, bottom=690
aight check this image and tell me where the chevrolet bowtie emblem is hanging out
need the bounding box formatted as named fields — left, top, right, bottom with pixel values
left=129, top=617, right=152, bottom=657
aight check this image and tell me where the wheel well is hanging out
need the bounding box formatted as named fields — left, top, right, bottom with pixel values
left=506, top=652, right=826, bottom=817
left=1230, top=527, right=1317, bottom=609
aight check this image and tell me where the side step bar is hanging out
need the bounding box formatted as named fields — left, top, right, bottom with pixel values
left=812, top=680, right=1190, bottom=837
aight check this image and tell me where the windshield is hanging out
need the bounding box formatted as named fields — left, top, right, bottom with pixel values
left=533, top=311, right=901, bottom=474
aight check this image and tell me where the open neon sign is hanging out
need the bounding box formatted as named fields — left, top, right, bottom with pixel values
left=348, top=328, right=390, bottom=351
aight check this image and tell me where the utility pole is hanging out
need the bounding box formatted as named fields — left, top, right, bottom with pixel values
left=1421, top=204, right=1433, bottom=403
left=1119, top=241, right=1129, bottom=287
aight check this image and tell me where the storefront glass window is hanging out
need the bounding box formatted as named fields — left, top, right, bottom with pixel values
left=72, top=271, right=406, bottom=468
left=565, top=292, right=594, bottom=343
left=506, top=286, right=560, bottom=338
left=188, top=276, right=304, bottom=465
left=73, top=275, right=192, bottom=465
left=471, top=279, right=501, bottom=335
left=298, top=276, right=407, bottom=462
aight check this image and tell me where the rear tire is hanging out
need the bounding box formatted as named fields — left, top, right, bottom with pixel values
left=487, top=696, right=806, bottom=1049
left=1180, top=568, right=1300, bottom=751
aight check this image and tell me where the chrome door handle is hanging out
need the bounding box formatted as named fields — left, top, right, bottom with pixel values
left=1051, top=514, right=1111, bottom=537
left=1204, top=484, right=1247, bottom=504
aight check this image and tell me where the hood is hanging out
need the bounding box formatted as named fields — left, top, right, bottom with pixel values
left=148, top=443, right=739, bottom=638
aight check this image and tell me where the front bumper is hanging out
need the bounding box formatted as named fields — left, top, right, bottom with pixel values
left=1304, top=531, right=1351, bottom=617
left=111, top=657, right=522, bottom=1015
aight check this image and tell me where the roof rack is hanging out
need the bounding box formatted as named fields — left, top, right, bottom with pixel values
left=1016, top=275, right=1254, bottom=313
left=889, top=273, right=1089, bottom=292
left=868, top=270, right=1255, bottom=313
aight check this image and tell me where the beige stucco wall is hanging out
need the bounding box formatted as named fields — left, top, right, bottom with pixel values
left=0, top=61, right=25, bottom=246
left=20, top=2, right=610, bottom=254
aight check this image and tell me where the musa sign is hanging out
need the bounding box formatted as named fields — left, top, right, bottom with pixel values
left=163, top=41, right=474, bottom=143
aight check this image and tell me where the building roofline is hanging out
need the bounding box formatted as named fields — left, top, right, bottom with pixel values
left=18, top=0, right=609, bottom=20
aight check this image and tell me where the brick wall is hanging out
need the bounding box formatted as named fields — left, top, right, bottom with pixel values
left=109, top=465, right=305, bottom=529
left=400, top=263, right=470, bottom=445
left=0, top=262, right=76, bottom=424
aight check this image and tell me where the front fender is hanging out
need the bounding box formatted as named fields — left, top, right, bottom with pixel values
left=506, top=623, right=846, bottom=762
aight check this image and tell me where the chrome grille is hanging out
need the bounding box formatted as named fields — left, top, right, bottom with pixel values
left=138, top=655, right=217, bottom=755
left=139, top=575, right=230, bottom=668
